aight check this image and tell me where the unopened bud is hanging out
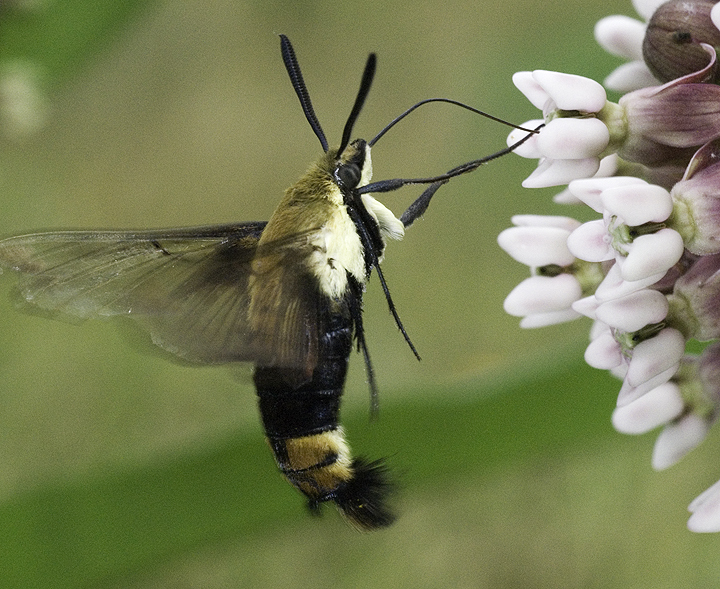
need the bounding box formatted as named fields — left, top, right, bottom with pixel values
left=643, top=0, right=720, bottom=83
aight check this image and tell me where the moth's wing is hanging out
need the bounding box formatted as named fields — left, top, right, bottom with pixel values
left=0, top=222, right=322, bottom=371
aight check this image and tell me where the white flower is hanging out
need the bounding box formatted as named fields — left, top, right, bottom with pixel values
left=510, top=70, right=609, bottom=187
left=498, top=215, right=585, bottom=328
left=512, top=70, right=607, bottom=112
left=593, top=0, right=664, bottom=92
left=611, top=381, right=685, bottom=434
left=566, top=177, right=684, bottom=282
left=497, top=220, right=578, bottom=267
left=503, top=275, right=583, bottom=328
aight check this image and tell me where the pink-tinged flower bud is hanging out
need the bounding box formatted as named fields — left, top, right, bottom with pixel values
left=643, top=0, right=720, bottom=83
left=672, top=253, right=720, bottom=339
left=619, top=45, right=720, bottom=165
left=671, top=138, right=720, bottom=254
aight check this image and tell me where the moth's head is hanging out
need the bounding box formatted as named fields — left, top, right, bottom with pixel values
left=332, top=139, right=372, bottom=192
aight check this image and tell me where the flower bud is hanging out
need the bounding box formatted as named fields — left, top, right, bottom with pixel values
left=670, top=253, right=720, bottom=339
left=643, top=0, right=720, bottom=83
left=671, top=138, right=720, bottom=254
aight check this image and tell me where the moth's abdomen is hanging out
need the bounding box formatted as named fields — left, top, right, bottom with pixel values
left=254, top=311, right=394, bottom=530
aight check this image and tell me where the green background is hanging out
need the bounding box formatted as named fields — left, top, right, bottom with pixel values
left=1, top=0, right=718, bottom=587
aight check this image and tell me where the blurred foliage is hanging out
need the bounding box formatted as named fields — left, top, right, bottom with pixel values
left=1, top=0, right=719, bottom=588
left=1, top=0, right=153, bottom=88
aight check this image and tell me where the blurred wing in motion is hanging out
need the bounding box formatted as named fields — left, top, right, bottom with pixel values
left=0, top=222, right=323, bottom=372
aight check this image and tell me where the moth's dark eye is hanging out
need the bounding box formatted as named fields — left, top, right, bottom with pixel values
left=335, top=163, right=361, bottom=188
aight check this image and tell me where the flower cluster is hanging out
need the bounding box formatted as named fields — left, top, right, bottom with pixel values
left=500, top=0, right=720, bottom=533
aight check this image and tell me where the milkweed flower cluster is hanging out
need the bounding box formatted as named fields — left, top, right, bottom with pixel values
left=499, top=0, right=720, bottom=533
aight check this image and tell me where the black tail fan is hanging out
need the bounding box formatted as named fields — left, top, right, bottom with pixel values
left=310, top=458, right=396, bottom=531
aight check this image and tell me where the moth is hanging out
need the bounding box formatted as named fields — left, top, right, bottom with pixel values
left=0, top=36, right=532, bottom=530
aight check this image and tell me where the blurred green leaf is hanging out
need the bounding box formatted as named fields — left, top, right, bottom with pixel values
left=0, top=357, right=617, bottom=588
left=1, top=0, right=154, bottom=88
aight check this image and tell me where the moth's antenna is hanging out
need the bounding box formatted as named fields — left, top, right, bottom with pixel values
left=280, top=34, right=329, bottom=152
left=337, top=53, right=377, bottom=156
left=359, top=124, right=543, bottom=196
left=369, top=98, right=539, bottom=147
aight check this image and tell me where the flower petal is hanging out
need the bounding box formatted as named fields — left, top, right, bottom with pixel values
left=523, top=157, right=601, bottom=188
left=568, top=176, right=647, bottom=213
left=555, top=155, right=621, bottom=203
left=633, top=0, right=667, bottom=21
left=584, top=330, right=624, bottom=369
left=507, top=121, right=544, bottom=158
left=537, top=118, right=610, bottom=160
left=617, top=365, right=680, bottom=406
left=572, top=295, right=599, bottom=320
left=503, top=275, right=582, bottom=316
left=625, top=328, right=685, bottom=388
left=603, top=60, right=658, bottom=93
left=594, top=261, right=665, bottom=302
left=594, top=15, right=645, bottom=60
left=532, top=70, right=607, bottom=112
left=652, top=413, right=708, bottom=470
left=567, top=219, right=614, bottom=262
left=622, top=82, right=720, bottom=148
left=601, top=183, right=673, bottom=225
left=510, top=214, right=582, bottom=232
left=594, top=288, right=669, bottom=332
left=519, top=308, right=581, bottom=328
left=612, top=381, right=685, bottom=434
left=498, top=226, right=575, bottom=267
left=713, top=3, right=720, bottom=33
left=620, top=228, right=684, bottom=282
left=512, top=71, right=550, bottom=110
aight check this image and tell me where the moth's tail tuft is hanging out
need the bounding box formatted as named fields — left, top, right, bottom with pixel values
left=331, top=457, right=396, bottom=531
